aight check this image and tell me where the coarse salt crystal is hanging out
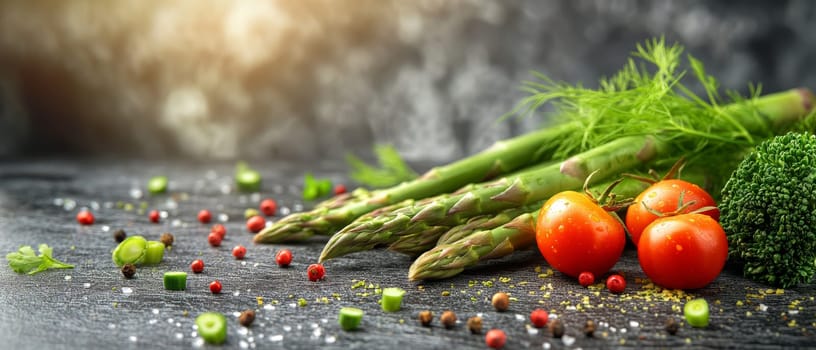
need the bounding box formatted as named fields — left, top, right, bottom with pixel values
left=561, top=335, right=575, bottom=346
left=270, top=335, right=283, bottom=342
left=122, top=287, right=133, bottom=294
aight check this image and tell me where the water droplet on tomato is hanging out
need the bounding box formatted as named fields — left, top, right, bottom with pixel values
left=675, top=244, right=683, bottom=252
left=647, top=192, right=657, bottom=198
left=558, top=224, right=565, bottom=232
left=589, top=214, right=600, bottom=222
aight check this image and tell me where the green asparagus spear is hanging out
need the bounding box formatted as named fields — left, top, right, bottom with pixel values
left=319, top=135, right=666, bottom=262
left=407, top=178, right=651, bottom=281
left=408, top=211, right=539, bottom=281
left=253, top=122, right=579, bottom=243
left=435, top=205, right=539, bottom=246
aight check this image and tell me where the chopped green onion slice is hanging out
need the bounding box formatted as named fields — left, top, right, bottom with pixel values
left=163, top=271, right=187, bottom=291
left=380, top=287, right=406, bottom=312
left=684, top=298, right=710, bottom=328
left=236, top=170, right=262, bottom=192
left=196, top=312, right=227, bottom=344
left=112, top=236, right=147, bottom=267
left=338, top=307, right=363, bottom=331
left=302, top=173, right=332, bottom=200
left=142, top=241, right=165, bottom=265
left=147, top=176, right=168, bottom=194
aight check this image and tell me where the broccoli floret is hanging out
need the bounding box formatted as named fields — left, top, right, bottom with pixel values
left=719, top=132, right=816, bottom=288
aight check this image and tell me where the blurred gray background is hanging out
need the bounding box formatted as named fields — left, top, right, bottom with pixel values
left=1, top=0, right=814, bottom=162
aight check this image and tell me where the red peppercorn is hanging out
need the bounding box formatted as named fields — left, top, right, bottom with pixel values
left=606, top=274, right=626, bottom=294
left=198, top=209, right=212, bottom=224
left=307, top=263, right=325, bottom=281
left=275, top=249, right=292, bottom=267
left=76, top=210, right=95, bottom=225
left=232, top=245, right=247, bottom=260
left=209, top=280, right=222, bottom=294
left=578, top=271, right=595, bottom=287
left=246, top=215, right=266, bottom=233
left=333, top=184, right=347, bottom=195
left=259, top=199, right=277, bottom=216
left=485, top=329, right=507, bottom=349
left=207, top=232, right=222, bottom=247
left=190, top=259, right=205, bottom=273
left=149, top=209, right=160, bottom=223
left=529, top=308, right=549, bottom=328
left=211, top=224, right=226, bottom=239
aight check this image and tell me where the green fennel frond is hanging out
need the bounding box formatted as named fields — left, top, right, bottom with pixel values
left=346, top=144, right=417, bottom=188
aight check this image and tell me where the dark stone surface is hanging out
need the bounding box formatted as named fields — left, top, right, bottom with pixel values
left=1, top=159, right=814, bottom=349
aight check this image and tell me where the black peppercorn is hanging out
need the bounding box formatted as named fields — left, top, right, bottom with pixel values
left=584, top=320, right=596, bottom=337
left=113, top=229, right=127, bottom=243
left=549, top=319, right=564, bottom=338
left=121, top=263, right=136, bottom=279
left=665, top=317, right=679, bottom=335
left=160, top=232, right=174, bottom=247
left=440, top=310, right=457, bottom=329
left=239, top=309, right=255, bottom=327
left=418, top=311, right=433, bottom=327
left=467, top=316, right=482, bottom=334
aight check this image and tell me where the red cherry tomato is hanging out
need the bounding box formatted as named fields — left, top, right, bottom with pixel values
left=626, top=179, right=718, bottom=246
left=535, top=191, right=626, bottom=278
left=637, top=213, right=728, bottom=290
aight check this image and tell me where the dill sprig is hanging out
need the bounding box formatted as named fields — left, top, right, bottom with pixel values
left=346, top=144, right=417, bottom=188
left=513, top=37, right=789, bottom=184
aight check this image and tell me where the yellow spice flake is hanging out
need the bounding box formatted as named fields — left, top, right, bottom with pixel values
left=441, top=291, right=451, bottom=297
left=257, top=296, right=264, bottom=305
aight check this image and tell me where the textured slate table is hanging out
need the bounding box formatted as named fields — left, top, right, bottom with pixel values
left=1, top=159, right=814, bottom=349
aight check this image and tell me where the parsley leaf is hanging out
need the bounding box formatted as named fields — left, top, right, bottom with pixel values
left=6, top=244, right=74, bottom=275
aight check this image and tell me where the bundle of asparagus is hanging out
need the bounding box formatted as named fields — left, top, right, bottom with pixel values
left=255, top=38, right=815, bottom=280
